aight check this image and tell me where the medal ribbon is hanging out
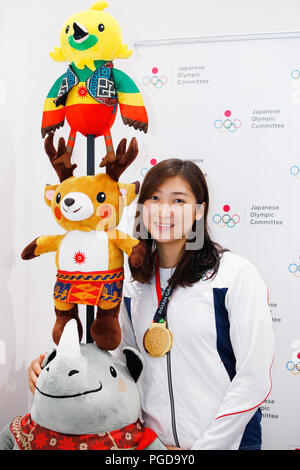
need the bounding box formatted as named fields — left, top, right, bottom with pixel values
left=153, top=255, right=175, bottom=324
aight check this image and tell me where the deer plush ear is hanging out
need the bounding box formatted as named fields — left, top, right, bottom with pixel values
left=44, top=184, right=59, bottom=207
left=118, top=181, right=140, bottom=207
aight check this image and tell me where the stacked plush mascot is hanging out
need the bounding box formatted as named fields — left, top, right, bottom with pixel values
left=0, top=320, right=166, bottom=450
left=21, top=134, right=146, bottom=350
left=41, top=1, right=148, bottom=165
left=5, top=3, right=156, bottom=451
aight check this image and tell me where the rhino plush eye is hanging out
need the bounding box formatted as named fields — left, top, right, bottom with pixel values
left=110, top=366, right=117, bottom=378
left=56, top=193, right=61, bottom=204
left=65, top=25, right=70, bottom=34
left=97, top=192, right=106, bottom=203
left=98, top=23, right=105, bottom=32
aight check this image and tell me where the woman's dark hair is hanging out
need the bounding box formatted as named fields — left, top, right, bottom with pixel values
left=130, top=159, right=229, bottom=288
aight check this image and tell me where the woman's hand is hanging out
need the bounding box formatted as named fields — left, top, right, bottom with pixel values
left=28, top=354, right=46, bottom=393
left=165, top=446, right=184, bottom=450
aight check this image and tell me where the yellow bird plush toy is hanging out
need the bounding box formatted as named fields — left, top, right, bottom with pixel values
left=41, top=1, right=148, bottom=165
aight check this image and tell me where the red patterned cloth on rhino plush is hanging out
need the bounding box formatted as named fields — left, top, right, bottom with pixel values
left=10, top=414, right=157, bottom=450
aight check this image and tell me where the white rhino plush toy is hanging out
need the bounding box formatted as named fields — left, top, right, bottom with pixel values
left=0, top=320, right=166, bottom=450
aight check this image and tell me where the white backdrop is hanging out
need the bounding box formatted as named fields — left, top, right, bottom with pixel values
left=0, top=0, right=299, bottom=451
left=119, top=33, right=300, bottom=450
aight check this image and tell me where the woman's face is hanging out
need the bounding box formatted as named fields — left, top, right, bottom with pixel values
left=142, top=175, right=204, bottom=244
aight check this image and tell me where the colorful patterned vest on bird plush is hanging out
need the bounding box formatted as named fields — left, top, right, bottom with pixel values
left=55, top=62, right=118, bottom=108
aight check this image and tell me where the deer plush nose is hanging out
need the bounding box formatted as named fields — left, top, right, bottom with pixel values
left=64, top=198, right=75, bottom=207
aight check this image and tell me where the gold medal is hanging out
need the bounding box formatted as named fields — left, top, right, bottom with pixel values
left=144, top=256, right=175, bottom=357
left=143, top=321, right=173, bottom=357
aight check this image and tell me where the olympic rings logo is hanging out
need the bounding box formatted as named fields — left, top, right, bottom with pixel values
left=142, top=75, right=168, bottom=89
left=291, top=69, right=300, bottom=80
left=213, top=212, right=240, bottom=229
left=142, top=67, right=168, bottom=90
left=201, top=270, right=214, bottom=281
left=214, top=109, right=241, bottom=133
left=290, top=165, right=300, bottom=179
left=288, top=263, right=300, bottom=277
left=140, top=158, right=158, bottom=178
left=214, top=118, right=242, bottom=133
left=287, top=340, right=300, bottom=375
left=286, top=361, right=300, bottom=375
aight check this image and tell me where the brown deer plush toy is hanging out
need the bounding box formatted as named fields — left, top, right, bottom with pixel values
left=22, top=134, right=146, bottom=350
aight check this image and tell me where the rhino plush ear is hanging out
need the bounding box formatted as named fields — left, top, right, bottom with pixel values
left=41, top=349, right=57, bottom=369
left=123, top=347, right=145, bottom=382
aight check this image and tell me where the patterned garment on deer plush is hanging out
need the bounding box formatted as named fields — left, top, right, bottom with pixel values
left=53, top=268, right=124, bottom=306
left=9, top=414, right=157, bottom=450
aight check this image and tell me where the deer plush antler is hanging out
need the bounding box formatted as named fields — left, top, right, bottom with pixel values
left=45, top=133, right=139, bottom=184
left=44, top=133, right=77, bottom=182
left=100, top=137, right=139, bottom=182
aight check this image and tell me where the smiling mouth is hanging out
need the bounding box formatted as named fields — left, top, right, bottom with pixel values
left=36, top=381, right=102, bottom=399
left=62, top=206, right=82, bottom=214
left=154, top=222, right=174, bottom=229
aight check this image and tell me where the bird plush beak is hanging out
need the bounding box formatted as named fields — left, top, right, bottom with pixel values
left=68, top=22, right=98, bottom=51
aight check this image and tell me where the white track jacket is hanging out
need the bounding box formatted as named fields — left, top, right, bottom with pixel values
left=115, top=251, right=275, bottom=450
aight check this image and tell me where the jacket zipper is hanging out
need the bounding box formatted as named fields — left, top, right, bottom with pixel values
left=166, top=318, right=180, bottom=447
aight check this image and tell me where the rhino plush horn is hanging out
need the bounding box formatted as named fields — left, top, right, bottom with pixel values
left=57, top=320, right=81, bottom=358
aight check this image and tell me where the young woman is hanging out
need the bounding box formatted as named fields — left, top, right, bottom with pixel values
left=114, top=158, right=274, bottom=450
left=28, top=159, right=274, bottom=450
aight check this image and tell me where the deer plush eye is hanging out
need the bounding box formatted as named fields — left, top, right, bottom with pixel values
left=56, top=193, right=61, bottom=204
left=97, top=192, right=106, bottom=203
left=65, top=25, right=70, bottom=34
left=98, top=23, right=105, bottom=32
left=110, top=366, right=117, bottom=378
